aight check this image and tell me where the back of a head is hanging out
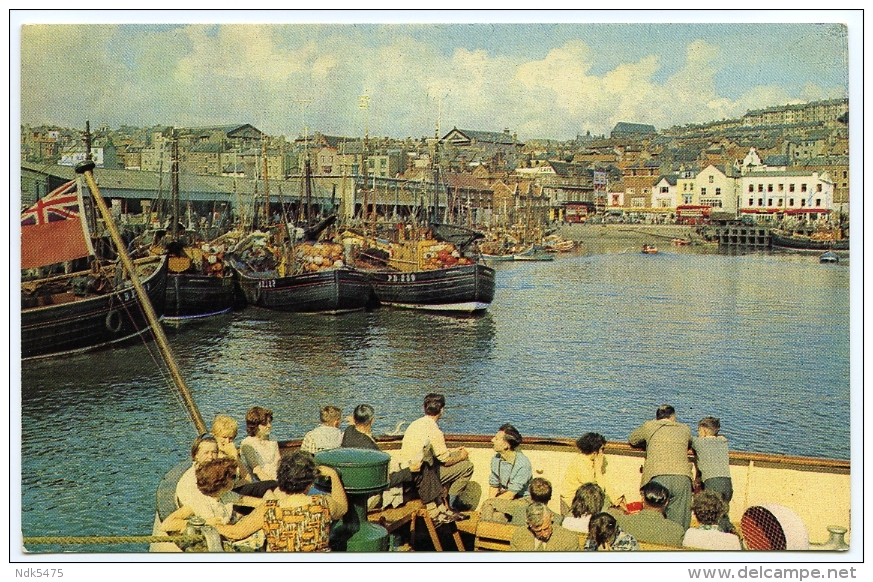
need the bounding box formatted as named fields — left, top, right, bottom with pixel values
left=641, top=480, right=670, bottom=509
left=655, top=404, right=676, bottom=420
left=698, top=416, right=721, bottom=435
left=211, top=414, right=238, bottom=439
left=525, top=502, right=548, bottom=528
left=277, top=450, right=317, bottom=494
left=320, top=405, right=342, bottom=425
left=195, top=458, right=238, bottom=496
left=528, top=477, right=552, bottom=504
left=588, top=512, right=618, bottom=547
left=571, top=482, right=605, bottom=518
left=245, top=406, right=273, bottom=436
left=353, top=404, right=375, bottom=426
left=575, top=432, right=606, bottom=455
left=423, top=393, right=446, bottom=416
left=692, top=490, right=728, bottom=526
left=499, top=423, right=522, bottom=450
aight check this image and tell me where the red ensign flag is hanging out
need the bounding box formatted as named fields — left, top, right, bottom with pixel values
left=21, top=180, right=93, bottom=269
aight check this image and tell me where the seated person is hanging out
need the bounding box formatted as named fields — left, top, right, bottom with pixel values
left=240, top=406, right=280, bottom=482
left=607, top=481, right=686, bottom=547
left=509, top=503, right=580, bottom=552
left=341, top=404, right=462, bottom=523
left=217, top=450, right=348, bottom=552
left=485, top=477, right=557, bottom=525
left=683, top=491, right=742, bottom=550
left=176, top=433, right=219, bottom=509
left=562, top=483, right=606, bottom=534
left=162, top=458, right=264, bottom=531
left=211, top=414, right=252, bottom=485
left=560, top=432, right=612, bottom=514
left=583, top=512, right=639, bottom=551
left=301, top=405, right=343, bottom=454
left=479, top=424, right=532, bottom=523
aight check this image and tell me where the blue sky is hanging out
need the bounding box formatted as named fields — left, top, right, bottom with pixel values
left=15, top=13, right=853, bottom=141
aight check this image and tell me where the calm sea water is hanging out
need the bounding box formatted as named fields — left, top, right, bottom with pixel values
left=19, top=245, right=850, bottom=552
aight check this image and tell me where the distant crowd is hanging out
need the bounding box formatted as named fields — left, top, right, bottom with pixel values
left=161, top=397, right=742, bottom=552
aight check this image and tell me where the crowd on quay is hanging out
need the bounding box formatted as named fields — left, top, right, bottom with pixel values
left=160, top=398, right=741, bottom=552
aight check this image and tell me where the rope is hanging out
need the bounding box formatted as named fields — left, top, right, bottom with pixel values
left=23, top=534, right=201, bottom=545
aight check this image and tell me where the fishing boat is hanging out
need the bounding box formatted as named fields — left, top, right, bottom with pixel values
left=771, top=229, right=849, bottom=251
left=671, top=238, right=690, bottom=246
left=20, top=168, right=171, bottom=359
left=641, top=244, right=659, bottom=254
left=228, top=153, right=372, bottom=314
left=230, top=231, right=372, bottom=314
left=21, top=254, right=169, bottom=360
left=542, top=234, right=575, bottom=253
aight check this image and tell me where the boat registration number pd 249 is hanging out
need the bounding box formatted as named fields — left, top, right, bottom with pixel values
left=386, top=273, right=416, bottom=283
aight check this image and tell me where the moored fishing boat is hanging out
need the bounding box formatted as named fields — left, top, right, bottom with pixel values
left=542, top=234, right=575, bottom=252
left=21, top=254, right=169, bottom=359
left=642, top=244, right=659, bottom=254
left=771, top=229, right=849, bottom=251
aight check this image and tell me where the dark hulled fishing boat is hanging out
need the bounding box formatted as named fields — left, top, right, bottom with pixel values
left=771, top=229, right=849, bottom=251
left=365, top=261, right=494, bottom=312
left=21, top=255, right=169, bottom=360
left=233, top=258, right=372, bottom=314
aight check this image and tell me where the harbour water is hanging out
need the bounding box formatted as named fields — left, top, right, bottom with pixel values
left=19, top=245, right=850, bottom=552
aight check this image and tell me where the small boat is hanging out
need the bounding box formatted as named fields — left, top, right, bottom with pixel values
left=819, top=251, right=839, bottom=264
left=542, top=235, right=575, bottom=252
left=671, top=238, right=690, bottom=246
left=641, top=245, right=659, bottom=254
left=513, top=251, right=554, bottom=261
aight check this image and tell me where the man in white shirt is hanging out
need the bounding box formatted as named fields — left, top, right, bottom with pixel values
left=400, top=393, right=475, bottom=510
left=301, top=405, right=343, bottom=454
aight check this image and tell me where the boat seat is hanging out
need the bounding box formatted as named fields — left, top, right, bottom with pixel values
left=368, top=499, right=465, bottom=551
left=473, top=518, right=683, bottom=551
left=156, top=460, right=191, bottom=522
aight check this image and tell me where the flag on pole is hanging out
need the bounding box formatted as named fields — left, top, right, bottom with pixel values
left=21, top=179, right=95, bottom=269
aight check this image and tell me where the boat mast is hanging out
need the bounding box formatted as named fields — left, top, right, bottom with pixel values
left=171, top=128, right=180, bottom=240
left=76, top=159, right=207, bottom=435
left=262, top=138, right=270, bottom=226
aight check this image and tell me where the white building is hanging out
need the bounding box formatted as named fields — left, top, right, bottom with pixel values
left=652, top=175, right=678, bottom=209
left=695, top=164, right=741, bottom=214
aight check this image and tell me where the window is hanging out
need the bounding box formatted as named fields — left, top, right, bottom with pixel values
left=778, top=199, right=783, bottom=206
left=661, top=186, right=669, bottom=193
left=749, top=198, right=754, bottom=206
left=801, top=199, right=806, bottom=207
left=708, top=175, right=714, bottom=183
left=778, top=184, right=784, bottom=191
left=715, top=188, right=721, bottom=196
left=758, top=184, right=764, bottom=192
left=767, top=199, right=773, bottom=206
left=758, top=198, right=764, bottom=206
left=816, top=199, right=821, bottom=206
left=801, top=184, right=807, bottom=192
left=748, top=184, right=754, bottom=193
left=789, top=199, right=795, bottom=206
left=817, top=184, right=822, bottom=192
left=684, top=194, right=694, bottom=204
left=768, top=184, right=773, bottom=192
left=700, top=188, right=707, bottom=196
left=789, top=184, right=795, bottom=192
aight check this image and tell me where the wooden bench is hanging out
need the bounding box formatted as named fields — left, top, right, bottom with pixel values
left=473, top=519, right=683, bottom=551
left=368, top=499, right=465, bottom=551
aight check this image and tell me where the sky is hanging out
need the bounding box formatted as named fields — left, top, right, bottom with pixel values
left=15, top=12, right=853, bottom=142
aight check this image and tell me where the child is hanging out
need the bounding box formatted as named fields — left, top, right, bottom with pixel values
left=212, top=414, right=253, bottom=486
left=691, top=416, right=734, bottom=532
left=583, top=512, right=639, bottom=551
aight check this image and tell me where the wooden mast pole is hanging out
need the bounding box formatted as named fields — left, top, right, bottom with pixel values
left=75, top=160, right=207, bottom=435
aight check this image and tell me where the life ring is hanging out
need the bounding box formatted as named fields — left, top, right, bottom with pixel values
left=105, top=310, right=123, bottom=333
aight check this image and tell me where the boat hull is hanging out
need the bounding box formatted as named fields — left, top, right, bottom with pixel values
left=234, top=267, right=372, bottom=314
left=771, top=231, right=849, bottom=251
left=21, top=256, right=169, bottom=360
left=165, top=272, right=235, bottom=321
left=367, top=262, right=495, bottom=312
